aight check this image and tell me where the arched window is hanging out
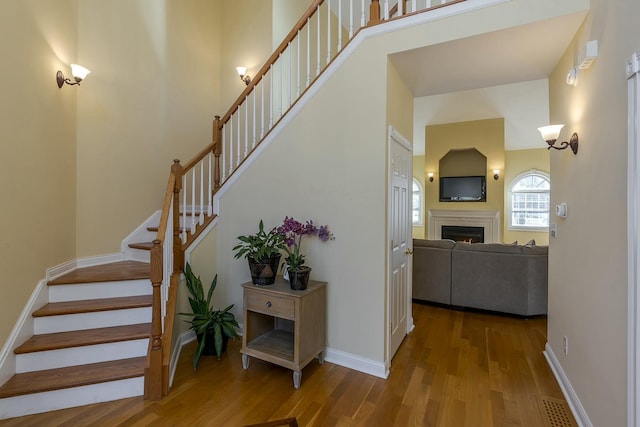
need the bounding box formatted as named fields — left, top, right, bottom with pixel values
left=508, top=171, right=550, bottom=230
left=413, top=178, right=423, bottom=226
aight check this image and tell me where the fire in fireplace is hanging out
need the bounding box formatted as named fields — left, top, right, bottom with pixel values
left=442, top=225, right=484, bottom=243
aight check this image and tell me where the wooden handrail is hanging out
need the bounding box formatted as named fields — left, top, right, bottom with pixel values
left=219, top=0, right=325, bottom=125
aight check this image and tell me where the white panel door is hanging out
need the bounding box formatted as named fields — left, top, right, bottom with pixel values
left=389, top=127, right=413, bottom=360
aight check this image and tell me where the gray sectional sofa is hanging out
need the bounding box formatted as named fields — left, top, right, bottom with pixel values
left=413, top=238, right=548, bottom=316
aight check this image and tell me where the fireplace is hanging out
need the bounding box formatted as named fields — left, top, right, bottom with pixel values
left=427, top=209, right=501, bottom=243
left=442, top=225, right=484, bottom=243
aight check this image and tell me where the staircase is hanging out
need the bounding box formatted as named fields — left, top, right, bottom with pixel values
left=0, top=261, right=152, bottom=419
left=0, top=0, right=467, bottom=419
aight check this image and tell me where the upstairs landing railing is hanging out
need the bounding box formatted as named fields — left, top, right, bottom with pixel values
left=143, top=0, right=463, bottom=400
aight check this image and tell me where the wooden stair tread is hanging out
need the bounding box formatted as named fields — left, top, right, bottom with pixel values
left=14, top=323, right=151, bottom=354
left=33, top=295, right=152, bottom=317
left=128, top=242, right=154, bottom=250
left=0, top=356, right=146, bottom=398
left=48, top=261, right=150, bottom=285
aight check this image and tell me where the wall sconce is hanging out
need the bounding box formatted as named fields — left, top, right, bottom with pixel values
left=236, top=66, right=251, bottom=86
left=427, top=172, right=434, bottom=183
left=493, top=170, right=500, bottom=180
left=537, top=124, right=579, bottom=155
left=56, top=64, right=90, bottom=88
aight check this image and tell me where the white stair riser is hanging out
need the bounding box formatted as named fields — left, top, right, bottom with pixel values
left=0, top=376, right=144, bottom=420
left=127, top=248, right=151, bottom=263
left=48, top=280, right=151, bottom=303
left=16, top=339, right=149, bottom=373
left=34, top=307, right=152, bottom=334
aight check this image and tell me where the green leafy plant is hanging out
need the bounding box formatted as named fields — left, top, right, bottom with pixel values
left=232, top=219, right=286, bottom=262
left=180, top=263, right=239, bottom=370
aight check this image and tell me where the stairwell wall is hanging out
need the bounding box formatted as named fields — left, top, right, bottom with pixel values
left=0, top=1, right=78, bottom=347
left=75, top=0, right=223, bottom=257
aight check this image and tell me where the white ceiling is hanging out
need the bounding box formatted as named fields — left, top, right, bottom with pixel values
left=389, top=12, right=587, bottom=98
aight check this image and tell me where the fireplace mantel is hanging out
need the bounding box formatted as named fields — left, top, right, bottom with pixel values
left=428, top=209, right=501, bottom=243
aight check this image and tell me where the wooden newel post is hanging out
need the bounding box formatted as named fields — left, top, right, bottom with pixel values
left=369, top=0, right=381, bottom=25
left=146, top=240, right=164, bottom=400
left=213, top=115, right=222, bottom=189
left=171, top=159, right=184, bottom=272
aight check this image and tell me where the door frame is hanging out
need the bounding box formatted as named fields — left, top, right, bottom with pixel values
left=385, top=125, right=415, bottom=373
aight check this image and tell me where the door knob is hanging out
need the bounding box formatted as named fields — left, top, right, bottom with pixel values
left=405, top=248, right=413, bottom=255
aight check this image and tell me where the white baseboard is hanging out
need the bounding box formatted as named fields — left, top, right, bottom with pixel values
left=544, top=343, right=592, bottom=427
left=324, top=348, right=388, bottom=379
left=169, top=330, right=196, bottom=388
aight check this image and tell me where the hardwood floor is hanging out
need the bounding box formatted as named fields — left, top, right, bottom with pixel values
left=1, top=303, right=574, bottom=426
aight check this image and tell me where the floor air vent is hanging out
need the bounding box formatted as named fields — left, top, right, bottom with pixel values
left=537, top=395, right=577, bottom=427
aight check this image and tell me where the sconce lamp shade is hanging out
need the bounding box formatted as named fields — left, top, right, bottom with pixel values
left=537, top=124, right=579, bottom=154
left=537, top=124, right=564, bottom=143
left=236, top=66, right=251, bottom=85
left=70, top=64, right=91, bottom=81
left=427, top=172, right=434, bottom=182
left=57, top=63, right=90, bottom=88
left=493, top=169, right=500, bottom=180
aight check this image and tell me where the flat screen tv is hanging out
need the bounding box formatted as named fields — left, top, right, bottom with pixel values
left=439, top=176, right=486, bottom=202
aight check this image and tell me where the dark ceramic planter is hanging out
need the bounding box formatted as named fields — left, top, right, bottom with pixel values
left=248, top=254, right=281, bottom=286
left=198, top=328, right=229, bottom=357
left=288, top=266, right=312, bottom=291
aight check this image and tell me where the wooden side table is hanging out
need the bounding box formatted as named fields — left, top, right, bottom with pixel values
left=240, top=278, right=326, bottom=389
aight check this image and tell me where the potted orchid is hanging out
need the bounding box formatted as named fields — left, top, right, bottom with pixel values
left=276, top=216, right=334, bottom=290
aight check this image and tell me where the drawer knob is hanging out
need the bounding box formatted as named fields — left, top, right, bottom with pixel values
left=266, top=301, right=272, bottom=308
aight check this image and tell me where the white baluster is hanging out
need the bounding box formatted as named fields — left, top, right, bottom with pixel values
left=191, top=169, right=196, bottom=233
left=269, top=64, right=274, bottom=127
left=207, top=153, right=212, bottom=215
left=222, top=125, right=228, bottom=181
left=199, top=161, right=204, bottom=225
left=236, top=108, right=241, bottom=166
left=288, top=43, right=292, bottom=109
left=252, top=88, right=256, bottom=148
left=229, top=116, right=234, bottom=175
left=181, top=175, right=187, bottom=242
left=244, top=97, right=248, bottom=155
left=399, top=0, right=403, bottom=16
left=338, top=0, right=342, bottom=50
left=306, top=18, right=311, bottom=87
left=361, top=0, right=365, bottom=27
left=349, top=0, right=354, bottom=38
left=316, top=6, right=321, bottom=76
left=261, top=80, right=265, bottom=138
left=297, top=31, right=301, bottom=98
left=412, top=0, right=416, bottom=12
left=327, top=0, right=331, bottom=65
left=384, top=0, right=389, bottom=20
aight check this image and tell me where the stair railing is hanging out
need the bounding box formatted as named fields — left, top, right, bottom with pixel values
left=144, top=0, right=463, bottom=400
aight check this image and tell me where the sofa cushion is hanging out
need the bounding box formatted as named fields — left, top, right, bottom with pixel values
left=453, top=242, right=523, bottom=254
left=413, top=238, right=456, bottom=250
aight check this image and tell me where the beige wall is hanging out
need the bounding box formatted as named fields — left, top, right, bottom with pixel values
left=412, top=155, right=426, bottom=239
left=503, top=148, right=550, bottom=245
left=75, top=0, right=223, bottom=257
left=547, top=0, right=638, bottom=424
left=205, top=34, right=390, bottom=362
left=220, top=0, right=274, bottom=110
left=424, top=119, right=505, bottom=239
left=0, top=0, right=78, bottom=345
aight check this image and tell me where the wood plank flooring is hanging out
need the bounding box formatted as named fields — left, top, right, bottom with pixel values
left=1, top=303, right=574, bottom=426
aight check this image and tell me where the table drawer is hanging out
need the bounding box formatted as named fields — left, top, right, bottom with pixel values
left=246, top=292, right=295, bottom=319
